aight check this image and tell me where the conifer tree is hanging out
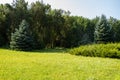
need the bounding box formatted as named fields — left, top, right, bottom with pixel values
left=94, top=15, right=113, bottom=43
left=10, top=20, right=34, bottom=51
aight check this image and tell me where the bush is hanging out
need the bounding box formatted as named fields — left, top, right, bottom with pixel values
left=69, top=43, right=120, bottom=59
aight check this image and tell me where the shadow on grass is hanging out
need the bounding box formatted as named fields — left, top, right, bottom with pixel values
left=33, top=48, right=68, bottom=53
left=0, top=47, right=69, bottom=54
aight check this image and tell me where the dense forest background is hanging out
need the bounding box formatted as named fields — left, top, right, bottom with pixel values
left=0, top=0, right=120, bottom=50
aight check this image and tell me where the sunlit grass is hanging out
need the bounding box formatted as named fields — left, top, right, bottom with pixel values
left=0, top=49, right=120, bottom=80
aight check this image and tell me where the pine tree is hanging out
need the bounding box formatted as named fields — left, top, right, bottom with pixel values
left=94, top=15, right=113, bottom=43
left=10, top=20, right=35, bottom=51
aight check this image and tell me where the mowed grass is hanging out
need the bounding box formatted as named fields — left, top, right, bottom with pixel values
left=0, top=49, right=120, bottom=80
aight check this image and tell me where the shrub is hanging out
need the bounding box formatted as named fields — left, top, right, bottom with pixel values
left=69, top=43, right=120, bottom=59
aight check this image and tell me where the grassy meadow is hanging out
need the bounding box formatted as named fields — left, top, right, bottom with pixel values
left=0, top=49, right=120, bottom=80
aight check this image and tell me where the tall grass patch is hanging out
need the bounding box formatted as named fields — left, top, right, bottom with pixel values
left=69, top=43, right=120, bottom=58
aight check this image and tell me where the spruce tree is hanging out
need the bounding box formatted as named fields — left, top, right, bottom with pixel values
left=10, top=20, right=34, bottom=51
left=94, top=15, right=113, bottom=43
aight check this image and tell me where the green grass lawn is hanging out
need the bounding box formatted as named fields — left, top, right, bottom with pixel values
left=0, top=49, right=120, bottom=80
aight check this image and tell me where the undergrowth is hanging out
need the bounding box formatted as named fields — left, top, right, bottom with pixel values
left=69, top=43, right=120, bottom=59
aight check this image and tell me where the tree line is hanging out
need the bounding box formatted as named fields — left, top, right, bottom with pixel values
left=0, top=0, right=120, bottom=50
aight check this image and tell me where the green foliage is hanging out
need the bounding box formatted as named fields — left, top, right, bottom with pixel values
left=0, top=0, right=120, bottom=48
left=30, top=1, right=51, bottom=48
left=109, top=17, right=120, bottom=42
left=0, top=4, right=9, bottom=46
left=10, top=20, right=35, bottom=51
left=63, top=16, right=93, bottom=47
left=69, top=43, right=120, bottom=59
left=94, top=15, right=114, bottom=43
